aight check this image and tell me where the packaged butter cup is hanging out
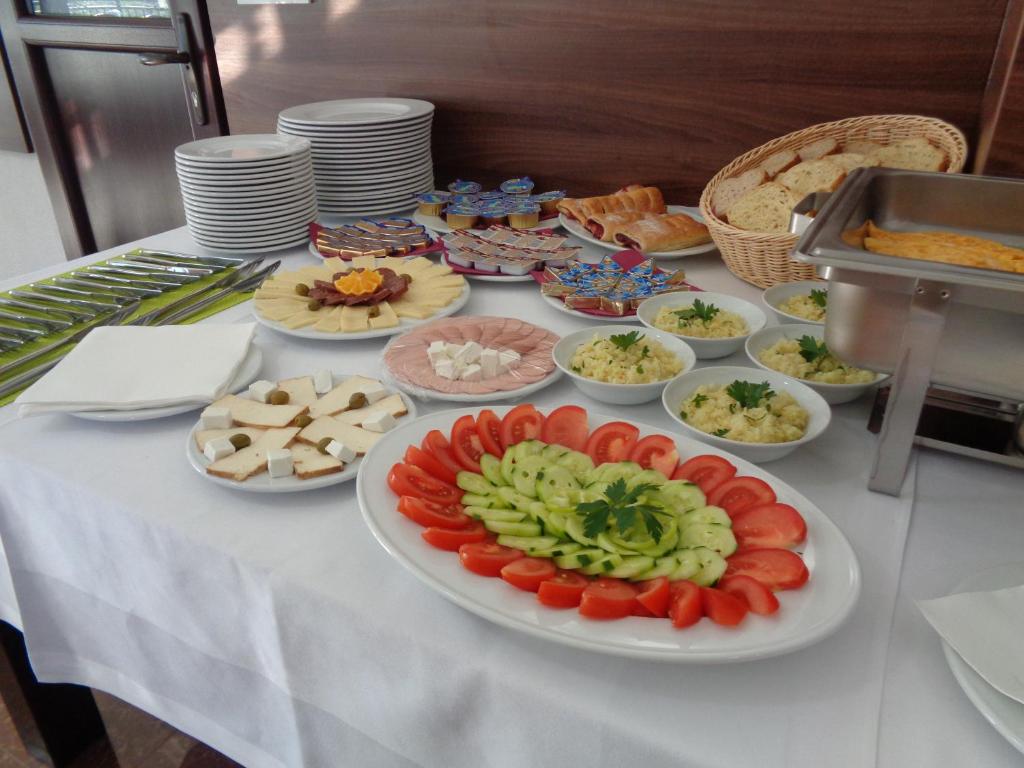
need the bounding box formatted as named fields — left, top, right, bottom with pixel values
left=477, top=190, right=504, bottom=201
left=445, top=204, right=479, bottom=230
left=416, top=192, right=449, bottom=217
left=507, top=201, right=541, bottom=229
left=500, top=177, right=535, bottom=196
left=449, top=193, right=479, bottom=206
left=448, top=180, right=482, bottom=195
left=533, top=190, right=567, bottom=215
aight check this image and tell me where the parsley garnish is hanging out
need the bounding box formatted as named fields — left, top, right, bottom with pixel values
left=713, top=428, right=730, bottom=437
left=673, top=298, right=720, bottom=326
left=798, top=335, right=829, bottom=364
left=726, top=380, right=775, bottom=409
left=809, top=289, right=828, bottom=308
left=571, top=365, right=581, bottom=373
left=641, top=345, right=651, bottom=359
left=636, top=365, right=644, bottom=374
left=576, top=478, right=664, bottom=542
left=609, top=330, right=644, bottom=351
left=692, top=393, right=708, bottom=408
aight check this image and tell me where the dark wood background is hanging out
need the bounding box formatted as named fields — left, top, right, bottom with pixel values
left=208, top=0, right=1023, bottom=203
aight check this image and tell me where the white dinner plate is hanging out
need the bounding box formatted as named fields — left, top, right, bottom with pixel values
left=179, top=179, right=315, bottom=200
left=559, top=205, right=717, bottom=259
left=308, top=141, right=432, bottom=159
left=310, top=152, right=433, bottom=171
left=440, top=252, right=536, bottom=283
left=174, top=153, right=312, bottom=174
left=314, top=166, right=434, bottom=188
left=277, top=112, right=433, bottom=134
left=183, top=193, right=318, bottom=216
left=175, top=159, right=312, bottom=180
left=413, top=209, right=562, bottom=234
left=314, top=172, right=434, bottom=195
left=193, top=234, right=310, bottom=254
left=175, top=134, right=310, bottom=164
left=176, top=169, right=314, bottom=188
left=285, top=129, right=431, bottom=147
left=70, top=346, right=263, bottom=422
left=253, top=282, right=470, bottom=341
left=186, top=207, right=317, bottom=229
left=187, top=224, right=310, bottom=243
left=279, top=98, right=434, bottom=127
left=941, top=562, right=1024, bottom=754
left=356, top=406, right=860, bottom=663
left=185, top=373, right=418, bottom=493
left=540, top=292, right=643, bottom=323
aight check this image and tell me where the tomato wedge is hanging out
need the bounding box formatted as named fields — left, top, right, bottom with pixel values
left=450, top=415, right=484, bottom=473
left=724, top=548, right=809, bottom=591
left=397, top=495, right=470, bottom=529
left=475, top=409, right=504, bottom=457
left=673, top=454, right=737, bottom=494
left=500, top=557, right=558, bottom=592
left=458, top=541, right=524, bottom=577
left=578, top=578, right=638, bottom=620
left=387, top=463, right=462, bottom=505
left=541, top=405, right=589, bottom=452
left=537, top=571, right=589, bottom=608
left=629, top=435, right=680, bottom=477
left=731, top=503, right=807, bottom=550
left=635, top=576, right=670, bottom=618
left=500, top=404, right=544, bottom=449
left=718, top=574, right=780, bottom=615
left=707, top=476, right=777, bottom=517
left=421, top=521, right=487, bottom=551
left=668, top=580, right=702, bottom=628
left=422, top=430, right=465, bottom=479
left=403, top=445, right=458, bottom=486
left=701, top=586, right=749, bottom=626
left=585, top=422, right=640, bottom=465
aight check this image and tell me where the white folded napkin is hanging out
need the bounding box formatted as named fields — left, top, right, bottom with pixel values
left=918, top=581, right=1024, bottom=704
left=16, top=323, right=256, bottom=415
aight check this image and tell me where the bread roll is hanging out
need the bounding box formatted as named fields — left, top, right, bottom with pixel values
left=726, top=182, right=802, bottom=234
left=777, top=159, right=847, bottom=197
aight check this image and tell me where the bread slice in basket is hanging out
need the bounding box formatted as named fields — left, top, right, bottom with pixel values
left=726, top=182, right=802, bottom=234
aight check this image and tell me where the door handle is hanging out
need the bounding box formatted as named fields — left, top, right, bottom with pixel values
left=138, top=51, right=190, bottom=66
left=136, top=12, right=207, bottom=127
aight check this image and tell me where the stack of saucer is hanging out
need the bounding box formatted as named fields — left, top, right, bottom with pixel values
left=174, top=134, right=316, bottom=254
left=276, top=98, right=434, bottom=217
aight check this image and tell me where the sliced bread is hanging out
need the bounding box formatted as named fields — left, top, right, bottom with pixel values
left=797, top=137, right=838, bottom=161
left=726, top=182, right=801, bottom=234
left=873, top=137, right=948, bottom=172
left=843, top=139, right=885, bottom=156
left=777, top=159, right=847, bottom=197
left=826, top=152, right=880, bottom=173
left=759, top=149, right=799, bottom=179
left=711, top=168, right=767, bottom=218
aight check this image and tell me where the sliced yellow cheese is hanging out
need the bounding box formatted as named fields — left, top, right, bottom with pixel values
left=257, top=303, right=306, bottom=322
left=210, top=394, right=308, bottom=428
left=421, top=274, right=467, bottom=289
left=309, top=375, right=382, bottom=418
left=254, top=286, right=302, bottom=299
left=206, top=427, right=300, bottom=482
left=422, top=262, right=453, bottom=277
left=281, top=310, right=322, bottom=329
left=340, top=305, right=370, bottom=332
left=194, top=426, right=266, bottom=453
left=334, top=393, right=409, bottom=426
left=297, top=417, right=379, bottom=454
left=313, top=305, right=343, bottom=333
left=277, top=376, right=318, bottom=407
left=350, top=255, right=378, bottom=271
left=390, top=300, right=435, bottom=319
left=368, top=301, right=400, bottom=329
left=290, top=443, right=344, bottom=479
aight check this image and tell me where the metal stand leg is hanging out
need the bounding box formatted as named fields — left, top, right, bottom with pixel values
left=869, top=280, right=952, bottom=495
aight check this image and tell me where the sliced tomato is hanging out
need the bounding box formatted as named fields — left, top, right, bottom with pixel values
left=701, top=586, right=749, bottom=626
left=387, top=463, right=462, bottom=505
left=541, top=405, right=589, bottom=452
left=500, top=404, right=544, bottom=449
left=731, top=503, right=807, bottom=550
left=450, top=415, right=484, bottom=473
left=668, top=580, right=702, bottom=628
left=707, top=476, right=777, bottom=517
left=718, top=574, right=780, bottom=615
left=458, top=541, right=524, bottom=577
left=629, top=435, right=680, bottom=477
left=421, top=430, right=465, bottom=479
left=500, top=557, right=558, bottom=592
left=635, top=576, right=670, bottom=618
left=421, top=521, right=487, bottom=551
left=578, top=578, right=638, bottom=620
left=724, top=548, right=809, bottom=591
left=672, top=454, right=737, bottom=494
left=537, top=571, right=589, bottom=608
left=403, top=445, right=458, bottom=486
left=475, top=409, right=504, bottom=457
left=397, top=495, right=470, bottom=529
left=585, top=422, right=640, bottom=466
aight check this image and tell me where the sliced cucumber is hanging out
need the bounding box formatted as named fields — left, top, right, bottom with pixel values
left=690, top=547, right=728, bottom=587
left=500, top=448, right=518, bottom=486
left=670, top=549, right=703, bottom=581
left=635, top=518, right=679, bottom=558
left=512, top=455, right=546, bottom=498
left=497, top=534, right=559, bottom=553
left=514, top=440, right=546, bottom=459
left=629, top=469, right=669, bottom=488
left=587, top=461, right=643, bottom=485
left=607, top=555, right=655, bottom=579
left=535, top=464, right=580, bottom=506
left=556, top=450, right=595, bottom=482
left=534, top=507, right=568, bottom=538
left=564, top=514, right=598, bottom=547
left=530, top=541, right=582, bottom=558
left=483, top=520, right=543, bottom=536
left=578, top=483, right=610, bottom=503
left=540, top=444, right=571, bottom=462
left=479, top=453, right=505, bottom=487
left=654, top=480, right=707, bottom=514
left=679, top=523, right=737, bottom=557
left=457, top=471, right=497, bottom=496
left=632, top=555, right=680, bottom=581
left=681, top=505, right=731, bottom=528
left=554, top=548, right=607, bottom=570
left=460, top=493, right=507, bottom=509
left=597, top=532, right=637, bottom=555
left=579, top=552, right=624, bottom=575
left=464, top=506, right=525, bottom=523
left=497, top=486, right=536, bottom=512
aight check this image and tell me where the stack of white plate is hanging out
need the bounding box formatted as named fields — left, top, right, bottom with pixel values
left=276, top=98, right=434, bottom=217
left=174, top=134, right=317, bottom=254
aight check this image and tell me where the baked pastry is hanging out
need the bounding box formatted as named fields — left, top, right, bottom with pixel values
left=711, top=168, right=767, bottom=218
left=584, top=211, right=656, bottom=242
left=777, top=159, right=847, bottom=197
left=872, top=137, right=948, bottom=172
left=858, top=220, right=1024, bottom=274
left=556, top=186, right=666, bottom=223
left=726, top=182, right=802, bottom=234
left=613, top=213, right=711, bottom=252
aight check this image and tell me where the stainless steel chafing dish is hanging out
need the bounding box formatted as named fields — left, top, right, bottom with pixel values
left=792, top=168, right=1024, bottom=495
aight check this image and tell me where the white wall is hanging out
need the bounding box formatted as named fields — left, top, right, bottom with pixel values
left=0, top=150, right=65, bottom=280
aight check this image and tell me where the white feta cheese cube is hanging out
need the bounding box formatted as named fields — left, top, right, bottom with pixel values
left=313, top=370, right=333, bottom=395
left=203, top=436, right=236, bottom=462
left=325, top=440, right=357, bottom=463
left=459, top=363, right=482, bottom=382
left=359, top=382, right=387, bottom=404
left=498, top=349, right=521, bottom=373
left=479, top=348, right=500, bottom=378
left=200, top=406, right=232, bottom=430
left=435, top=358, right=456, bottom=379
left=444, top=342, right=462, bottom=357
left=248, top=380, right=277, bottom=403
left=266, top=448, right=293, bottom=478
left=362, top=411, right=397, bottom=433
left=454, top=341, right=483, bottom=366
left=427, top=340, right=448, bottom=366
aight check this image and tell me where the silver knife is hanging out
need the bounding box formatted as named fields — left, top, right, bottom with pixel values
left=0, top=308, right=72, bottom=332
left=13, top=288, right=127, bottom=310
left=111, top=258, right=215, bottom=277
left=55, top=277, right=163, bottom=298
left=81, top=268, right=195, bottom=287
left=128, top=257, right=267, bottom=326
left=156, top=261, right=280, bottom=325
left=133, top=249, right=244, bottom=266
left=128, top=254, right=233, bottom=271
left=0, top=296, right=95, bottom=321
left=0, top=323, right=45, bottom=340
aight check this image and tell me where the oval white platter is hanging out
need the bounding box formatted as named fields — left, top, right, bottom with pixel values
left=70, top=346, right=263, bottom=423
left=439, top=252, right=535, bottom=283
left=540, top=292, right=643, bottom=323
left=413, top=209, right=562, bottom=235
left=559, top=205, right=716, bottom=259
left=253, top=282, right=471, bottom=341
left=186, top=373, right=417, bottom=493
left=356, top=406, right=860, bottom=663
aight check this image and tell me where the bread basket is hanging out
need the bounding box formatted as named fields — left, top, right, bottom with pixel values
left=698, top=114, right=968, bottom=288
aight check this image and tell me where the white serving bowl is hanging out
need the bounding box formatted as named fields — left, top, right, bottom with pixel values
left=744, top=324, right=889, bottom=405
left=637, top=292, right=766, bottom=360
left=762, top=280, right=827, bottom=325
left=552, top=325, right=696, bottom=405
left=661, top=365, right=831, bottom=463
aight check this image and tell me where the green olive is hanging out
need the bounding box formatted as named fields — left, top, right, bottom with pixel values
left=269, top=390, right=290, bottom=405
left=307, top=298, right=322, bottom=311
left=368, top=305, right=381, bottom=318
left=294, top=283, right=310, bottom=296
left=316, top=437, right=333, bottom=455
left=348, top=392, right=368, bottom=410
left=229, top=433, right=251, bottom=449
left=293, top=414, right=313, bottom=428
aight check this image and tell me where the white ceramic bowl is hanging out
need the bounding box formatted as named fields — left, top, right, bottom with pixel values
left=637, top=292, right=766, bottom=360
left=552, top=325, right=696, bottom=405
left=661, top=365, right=831, bottom=463
left=744, top=324, right=889, bottom=405
left=762, top=280, right=827, bottom=325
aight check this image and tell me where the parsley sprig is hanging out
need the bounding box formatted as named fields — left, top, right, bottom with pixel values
left=798, top=335, right=830, bottom=364
left=673, top=299, right=720, bottom=326
left=609, top=330, right=645, bottom=351
left=726, top=380, right=775, bottom=410
left=577, top=478, right=664, bottom=542
left=809, top=289, right=828, bottom=308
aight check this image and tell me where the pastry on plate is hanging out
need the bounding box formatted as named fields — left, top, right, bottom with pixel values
left=584, top=211, right=657, bottom=242
left=613, top=213, right=712, bottom=252
left=557, top=185, right=666, bottom=223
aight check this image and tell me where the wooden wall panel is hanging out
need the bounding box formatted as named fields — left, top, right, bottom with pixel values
left=208, top=0, right=1014, bottom=202
left=978, top=0, right=1024, bottom=176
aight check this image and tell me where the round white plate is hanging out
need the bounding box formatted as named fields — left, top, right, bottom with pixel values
left=193, top=234, right=310, bottom=254
left=278, top=112, right=433, bottom=134
left=187, top=224, right=310, bottom=244
left=279, top=98, right=434, bottom=127
left=414, top=210, right=561, bottom=234
left=70, top=346, right=262, bottom=422
left=941, top=562, right=1024, bottom=754
left=439, top=252, right=535, bottom=282
left=183, top=194, right=318, bottom=216
left=308, top=141, right=432, bottom=159
left=176, top=134, right=310, bottom=164
left=284, top=128, right=432, bottom=146
left=179, top=179, right=315, bottom=200
left=541, top=292, right=643, bottom=323
left=314, top=174, right=434, bottom=197
left=559, top=205, right=717, bottom=259
left=176, top=170, right=315, bottom=188
left=254, top=282, right=471, bottom=341
left=311, top=153, right=433, bottom=172
left=175, top=159, right=312, bottom=179
left=186, top=374, right=418, bottom=493
left=186, top=207, right=317, bottom=229
left=314, top=167, right=434, bottom=189
left=356, top=406, right=860, bottom=663
left=174, top=153, right=312, bottom=174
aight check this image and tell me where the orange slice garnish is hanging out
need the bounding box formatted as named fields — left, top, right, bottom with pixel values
left=334, top=268, right=383, bottom=295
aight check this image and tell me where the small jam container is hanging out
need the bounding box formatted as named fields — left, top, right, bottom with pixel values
left=448, top=179, right=482, bottom=195
left=507, top=201, right=541, bottom=229
left=445, top=204, right=480, bottom=230
left=500, top=177, right=535, bottom=196
left=533, top=190, right=567, bottom=215
left=416, top=192, right=450, bottom=217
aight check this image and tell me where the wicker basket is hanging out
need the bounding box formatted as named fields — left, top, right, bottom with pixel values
left=698, top=114, right=968, bottom=288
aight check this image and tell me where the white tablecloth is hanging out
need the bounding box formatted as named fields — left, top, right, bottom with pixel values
left=0, top=227, right=1018, bottom=767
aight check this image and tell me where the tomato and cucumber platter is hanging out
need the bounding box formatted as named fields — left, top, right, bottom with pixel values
left=356, top=405, right=860, bottom=663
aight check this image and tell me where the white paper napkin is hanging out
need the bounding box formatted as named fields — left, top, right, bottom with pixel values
left=15, top=323, right=256, bottom=414
left=918, top=582, right=1024, bottom=704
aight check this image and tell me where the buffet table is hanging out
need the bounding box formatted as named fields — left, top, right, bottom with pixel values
left=0, top=227, right=1020, bottom=767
